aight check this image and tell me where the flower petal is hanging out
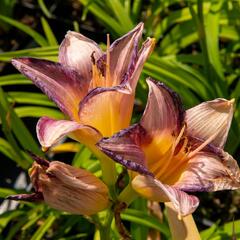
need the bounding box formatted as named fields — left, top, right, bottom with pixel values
left=97, top=124, right=152, bottom=176
left=97, top=23, right=144, bottom=86
left=78, top=85, right=133, bottom=137
left=141, top=78, right=185, bottom=136
left=11, top=58, right=88, bottom=119
left=132, top=175, right=199, bottom=217
left=186, top=98, right=234, bottom=148
left=37, top=116, right=101, bottom=149
left=59, top=31, right=103, bottom=81
left=174, top=150, right=240, bottom=192
left=126, top=37, right=155, bottom=90
left=138, top=79, right=185, bottom=176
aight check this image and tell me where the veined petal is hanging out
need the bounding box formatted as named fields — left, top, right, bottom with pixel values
left=59, top=31, right=103, bottom=81
left=186, top=98, right=234, bottom=148
left=126, top=38, right=155, bottom=90
left=140, top=79, right=185, bottom=175
left=141, top=78, right=185, bottom=136
left=11, top=58, right=87, bottom=119
left=98, top=23, right=144, bottom=86
left=37, top=116, right=101, bottom=149
left=44, top=161, right=109, bottom=215
left=97, top=124, right=152, bottom=176
left=132, top=175, right=199, bottom=217
left=78, top=85, right=133, bottom=137
left=174, top=150, right=240, bottom=192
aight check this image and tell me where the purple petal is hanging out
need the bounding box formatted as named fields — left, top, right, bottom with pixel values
left=97, top=23, right=144, bottom=86
left=26, top=151, right=49, bottom=167
left=97, top=124, right=153, bottom=176
left=125, top=37, right=155, bottom=90
left=11, top=58, right=88, bottom=119
left=6, top=192, right=44, bottom=202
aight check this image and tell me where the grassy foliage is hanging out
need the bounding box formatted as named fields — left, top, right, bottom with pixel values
left=0, top=0, right=239, bottom=239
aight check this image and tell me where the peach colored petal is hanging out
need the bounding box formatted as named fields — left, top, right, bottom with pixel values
left=79, top=85, right=133, bottom=137
left=174, top=150, right=240, bottom=192
left=59, top=31, right=103, bottom=82
left=186, top=98, right=234, bottom=148
left=132, top=175, right=199, bottom=217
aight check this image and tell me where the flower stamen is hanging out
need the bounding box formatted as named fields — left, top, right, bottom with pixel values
left=186, top=130, right=220, bottom=160
left=106, top=34, right=111, bottom=87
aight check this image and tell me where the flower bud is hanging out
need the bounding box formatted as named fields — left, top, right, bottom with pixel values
left=8, top=155, right=109, bottom=216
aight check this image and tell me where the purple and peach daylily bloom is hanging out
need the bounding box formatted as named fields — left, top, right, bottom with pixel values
left=97, top=78, right=240, bottom=217
left=12, top=23, right=155, bottom=152
left=7, top=154, right=109, bottom=215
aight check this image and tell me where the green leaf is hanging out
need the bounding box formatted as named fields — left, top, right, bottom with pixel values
left=159, top=20, right=198, bottom=55
left=154, top=3, right=210, bottom=39
left=0, top=210, right=24, bottom=234
left=144, top=58, right=208, bottom=99
left=14, top=106, right=63, bottom=119
left=30, top=214, right=56, bottom=240
left=0, top=88, right=42, bottom=157
left=8, top=92, right=55, bottom=107
left=121, top=208, right=170, bottom=237
left=0, top=46, right=58, bottom=62
left=189, top=0, right=226, bottom=97
left=58, top=233, right=88, bottom=240
left=107, top=0, right=133, bottom=30
left=0, top=74, right=31, bottom=86
left=38, top=0, right=53, bottom=18
left=0, top=14, right=48, bottom=47
left=72, top=146, right=92, bottom=168
left=132, top=0, right=142, bottom=22
left=130, top=199, right=148, bottom=240
left=0, top=187, right=19, bottom=198
left=41, top=17, right=58, bottom=46
left=0, top=138, right=23, bottom=165
left=200, top=220, right=240, bottom=240
left=79, top=0, right=125, bottom=36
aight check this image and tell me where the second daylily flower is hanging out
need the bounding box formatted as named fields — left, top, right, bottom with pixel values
left=97, top=78, right=240, bottom=217
left=12, top=23, right=155, bottom=152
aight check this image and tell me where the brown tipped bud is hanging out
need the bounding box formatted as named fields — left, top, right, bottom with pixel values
left=29, top=160, right=109, bottom=215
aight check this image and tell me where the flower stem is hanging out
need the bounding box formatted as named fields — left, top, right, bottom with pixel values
left=99, top=209, right=113, bottom=240
left=165, top=202, right=201, bottom=240
left=118, top=183, right=138, bottom=205
left=90, top=146, right=117, bottom=189
left=99, top=157, right=117, bottom=187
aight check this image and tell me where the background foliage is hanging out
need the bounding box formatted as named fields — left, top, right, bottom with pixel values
left=0, top=0, right=239, bottom=239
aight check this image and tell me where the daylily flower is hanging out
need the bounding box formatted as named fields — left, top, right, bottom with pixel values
left=7, top=154, right=109, bottom=215
left=11, top=23, right=155, bottom=153
left=97, top=78, right=240, bottom=217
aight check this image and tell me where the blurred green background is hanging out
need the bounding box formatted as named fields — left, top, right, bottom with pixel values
left=0, top=0, right=239, bottom=239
